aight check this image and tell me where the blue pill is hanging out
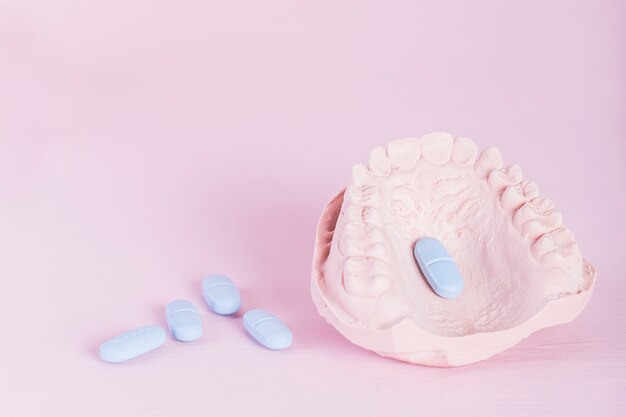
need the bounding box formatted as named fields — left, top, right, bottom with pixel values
left=414, top=237, right=464, bottom=299
left=243, top=309, right=292, bottom=350
left=166, top=300, right=202, bottom=342
left=202, top=274, right=241, bottom=315
left=99, top=325, right=166, bottom=364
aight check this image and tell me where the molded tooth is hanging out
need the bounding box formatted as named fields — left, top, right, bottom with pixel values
left=501, top=181, right=540, bottom=211
left=475, top=147, right=503, bottom=178
left=338, top=228, right=387, bottom=260
left=532, top=227, right=581, bottom=268
left=343, top=257, right=392, bottom=297
left=420, top=132, right=454, bottom=166
left=386, top=137, right=421, bottom=171
left=338, top=228, right=362, bottom=257
left=345, top=203, right=365, bottom=220
left=352, top=163, right=374, bottom=187
left=361, top=186, right=381, bottom=207
left=363, top=206, right=384, bottom=227
left=344, top=185, right=363, bottom=205
left=368, top=146, right=392, bottom=176
left=345, top=204, right=384, bottom=227
left=513, top=200, right=563, bottom=240
left=340, top=227, right=388, bottom=260
left=543, top=250, right=583, bottom=288
left=451, top=136, right=478, bottom=166
left=530, top=197, right=555, bottom=213
left=344, top=221, right=386, bottom=243
left=345, top=184, right=380, bottom=207
left=367, top=242, right=387, bottom=259
left=488, top=165, right=523, bottom=193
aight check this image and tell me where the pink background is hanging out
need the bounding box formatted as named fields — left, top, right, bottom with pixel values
left=1, top=1, right=625, bottom=416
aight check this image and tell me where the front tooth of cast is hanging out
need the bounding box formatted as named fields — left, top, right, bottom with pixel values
left=475, top=147, right=504, bottom=178
left=488, top=165, right=523, bottom=192
left=451, top=136, right=478, bottom=166
left=420, top=132, right=454, bottom=166
left=386, top=137, right=421, bottom=171
left=368, top=146, right=392, bottom=176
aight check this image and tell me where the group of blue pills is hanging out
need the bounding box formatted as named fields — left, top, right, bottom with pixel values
left=99, top=274, right=292, bottom=364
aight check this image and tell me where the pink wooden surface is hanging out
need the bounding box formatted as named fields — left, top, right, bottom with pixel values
left=1, top=1, right=625, bottom=416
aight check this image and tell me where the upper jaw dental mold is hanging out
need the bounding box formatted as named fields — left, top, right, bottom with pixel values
left=311, top=132, right=596, bottom=367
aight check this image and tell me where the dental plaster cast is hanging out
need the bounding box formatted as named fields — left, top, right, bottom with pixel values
left=311, top=133, right=596, bottom=367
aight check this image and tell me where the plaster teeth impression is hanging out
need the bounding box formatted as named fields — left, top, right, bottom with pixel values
left=475, top=147, right=503, bottom=177
left=501, top=181, right=540, bottom=212
left=451, top=137, right=478, bottom=166
left=488, top=165, right=523, bottom=192
left=311, top=133, right=596, bottom=367
left=513, top=198, right=563, bottom=241
left=368, top=146, right=392, bottom=176
left=387, top=137, right=421, bottom=171
left=421, top=132, right=454, bottom=166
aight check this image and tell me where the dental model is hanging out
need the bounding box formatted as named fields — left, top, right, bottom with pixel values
left=311, top=133, right=596, bottom=367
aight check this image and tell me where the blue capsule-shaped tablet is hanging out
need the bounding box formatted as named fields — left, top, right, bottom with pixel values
left=99, top=325, right=166, bottom=364
left=414, top=237, right=464, bottom=299
left=166, top=300, right=202, bottom=342
left=202, top=274, right=241, bottom=315
left=243, top=309, right=292, bottom=350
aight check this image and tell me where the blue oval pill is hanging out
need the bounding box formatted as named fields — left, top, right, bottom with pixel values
left=202, top=274, right=241, bottom=315
left=243, top=309, right=292, bottom=350
left=99, top=325, right=166, bottom=364
left=166, top=300, right=202, bottom=342
left=414, top=237, right=464, bottom=299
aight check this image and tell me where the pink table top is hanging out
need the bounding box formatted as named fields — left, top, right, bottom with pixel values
left=1, top=1, right=625, bottom=416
